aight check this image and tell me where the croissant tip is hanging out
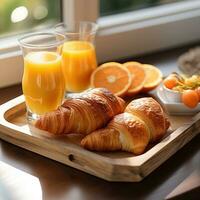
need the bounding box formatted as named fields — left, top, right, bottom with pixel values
left=80, top=138, right=84, bottom=146
left=80, top=137, right=88, bottom=148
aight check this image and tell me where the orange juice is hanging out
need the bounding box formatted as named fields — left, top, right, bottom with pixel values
left=22, top=51, right=65, bottom=115
left=62, top=41, right=97, bottom=92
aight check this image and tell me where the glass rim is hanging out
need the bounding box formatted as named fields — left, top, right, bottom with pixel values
left=54, top=21, right=98, bottom=36
left=18, top=32, right=66, bottom=49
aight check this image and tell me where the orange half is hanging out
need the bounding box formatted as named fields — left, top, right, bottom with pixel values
left=90, top=62, right=132, bottom=96
left=123, top=62, right=146, bottom=95
left=142, top=64, right=163, bottom=92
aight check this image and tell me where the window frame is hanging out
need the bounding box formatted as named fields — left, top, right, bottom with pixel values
left=96, top=0, right=200, bottom=61
left=1, top=0, right=200, bottom=88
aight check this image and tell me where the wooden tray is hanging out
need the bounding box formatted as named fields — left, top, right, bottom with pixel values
left=0, top=95, right=200, bottom=182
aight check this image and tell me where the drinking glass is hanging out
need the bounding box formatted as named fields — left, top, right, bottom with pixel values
left=18, top=32, right=66, bottom=121
left=55, top=21, right=98, bottom=93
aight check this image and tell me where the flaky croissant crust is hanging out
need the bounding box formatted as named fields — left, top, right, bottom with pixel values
left=81, top=97, right=170, bottom=155
left=125, top=97, right=170, bottom=142
left=35, top=88, right=125, bottom=135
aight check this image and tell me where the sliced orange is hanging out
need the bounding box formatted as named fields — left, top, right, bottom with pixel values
left=142, top=64, right=163, bottom=92
left=123, top=62, right=146, bottom=96
left=90, top=62, right=132, bottom=96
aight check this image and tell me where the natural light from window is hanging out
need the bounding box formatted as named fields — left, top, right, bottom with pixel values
left=0, top=0, right=60, bottom=38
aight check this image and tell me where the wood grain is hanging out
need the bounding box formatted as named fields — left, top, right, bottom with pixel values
left=0, top=95, right=199, bottom=182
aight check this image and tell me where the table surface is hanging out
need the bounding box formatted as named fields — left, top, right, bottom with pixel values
left=0, top=45, right=200, bottom=200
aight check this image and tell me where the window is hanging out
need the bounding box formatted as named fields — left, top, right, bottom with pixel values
left=96, top=0, right=200, bottom=61
left=1, top=0, right=200, bottom=88
left=100, top=0, right=185, bottom=16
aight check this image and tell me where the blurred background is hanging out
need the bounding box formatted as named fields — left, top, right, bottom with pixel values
left=0, top=0, right=60, bottom=37
left=0, top=0, right=184, bottom=37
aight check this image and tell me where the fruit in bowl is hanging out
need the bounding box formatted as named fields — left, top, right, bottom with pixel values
left=163, top=73, right=200, bottom=108
left=162, top=84, right=182, bottom=103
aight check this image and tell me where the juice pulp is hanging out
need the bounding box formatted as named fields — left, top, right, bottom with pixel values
left=62, top=41, right=97, bottom=92
left=22, top=51, right=65, bottom=115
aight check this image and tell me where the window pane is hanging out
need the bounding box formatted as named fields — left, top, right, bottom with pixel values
left=0, top=0, right=61, bottom=38
left=100, top=0, right=186, bottom=16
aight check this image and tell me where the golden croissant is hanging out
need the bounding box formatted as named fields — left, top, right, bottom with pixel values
left=35, top=88, right=125, bottom=135
left=81, top=97, right=170, bottom=155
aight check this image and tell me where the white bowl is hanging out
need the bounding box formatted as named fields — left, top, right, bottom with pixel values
left=162, top=84, right=182, bottom=103
left=157, top=85, right=200, bottom=115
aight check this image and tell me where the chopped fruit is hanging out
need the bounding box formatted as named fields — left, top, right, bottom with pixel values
left=142, top=64, right=163, bottom=92
left=163, top=76, right=178, bottom=89
left=90, top=62, right=132, bottom=97
left=181, top=90, right=199, bottom=108
left=123, top=62, right=146, bottom=96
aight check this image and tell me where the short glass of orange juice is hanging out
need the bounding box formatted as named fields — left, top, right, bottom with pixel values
left=55, top=21, right=98, bottom=94
left=18, top=32, right=66, bottom=121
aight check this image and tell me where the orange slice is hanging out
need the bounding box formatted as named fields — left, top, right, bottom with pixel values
left=90, top=62, right=132, bottom=96
left=142, top=64, right=162, bottom=92
left=123, top=62, right=146, bottom=96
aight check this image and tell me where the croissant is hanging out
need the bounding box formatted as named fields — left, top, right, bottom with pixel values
left=81, top=97, right=170, bottom=155
left=35, top=88, right=125, bottom=135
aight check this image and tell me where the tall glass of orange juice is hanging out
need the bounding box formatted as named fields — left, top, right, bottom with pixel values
left=18, top=32, right=66, bottom=121
left=55, top=22, right=98, bottom=93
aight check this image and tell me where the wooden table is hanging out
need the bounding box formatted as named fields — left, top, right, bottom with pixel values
left=0, top=45, right=200, bottom=200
